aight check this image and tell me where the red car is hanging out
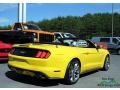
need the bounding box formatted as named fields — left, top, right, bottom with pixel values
left=0, top=41, right=12, bottom=60
left=95, top=42, right=108, bottom=49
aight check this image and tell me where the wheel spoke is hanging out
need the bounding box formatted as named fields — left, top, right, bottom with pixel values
left=105, top=57, right=110, bottom=70
left=69, top=64, right=74, bottom=82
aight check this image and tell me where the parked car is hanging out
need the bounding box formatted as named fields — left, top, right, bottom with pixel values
left=8, top=40, right=110, bottom=84
left=0, top=41, right=12, bottom=60
left=70, top=39, right=88, bottom=47
left=54, top=32, right=77, bottom=45
left=91, top=37, right=120, bottom=54
left=95, top=42, right=108, bottom=49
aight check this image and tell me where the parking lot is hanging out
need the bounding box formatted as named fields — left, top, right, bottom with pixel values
left=0, top=55, right=120, bottom=88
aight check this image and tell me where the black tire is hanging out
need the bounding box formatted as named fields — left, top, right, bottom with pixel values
left=64, top=60, right=80, bottom=85
left=117, top=49, right=120, bottom=55
left=102, top=56, right=110, bottom=71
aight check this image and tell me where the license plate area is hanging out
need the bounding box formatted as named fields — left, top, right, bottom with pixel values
left=11, top=67, right=35, bottom=77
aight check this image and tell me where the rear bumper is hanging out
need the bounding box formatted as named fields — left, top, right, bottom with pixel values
left=8, top=54, right=67, bottom=79
left=8, top=61, right=64, bottom=79
left=8, top=65, right=49, bottom=79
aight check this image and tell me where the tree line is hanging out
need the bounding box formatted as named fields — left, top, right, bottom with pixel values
left=0, top=25, right=11, bottom=30
left=1, top=13, right=120, bottom=39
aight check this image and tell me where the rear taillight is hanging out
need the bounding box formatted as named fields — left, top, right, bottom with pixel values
left=35, top=50, right=51, bottom=59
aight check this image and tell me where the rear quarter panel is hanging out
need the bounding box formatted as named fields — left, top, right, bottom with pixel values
left=50, top=46, right=110, bottom=75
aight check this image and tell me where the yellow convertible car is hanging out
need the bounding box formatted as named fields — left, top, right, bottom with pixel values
left=8, top=40, right=110, bottom=84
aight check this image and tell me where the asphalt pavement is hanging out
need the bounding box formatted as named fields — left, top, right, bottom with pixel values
left=0, top=55, right=120, bottom=88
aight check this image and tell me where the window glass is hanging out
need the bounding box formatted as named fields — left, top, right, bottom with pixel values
left=112, top=38, right=118, bottom=44
left=100, top=38, right=110, bottom=43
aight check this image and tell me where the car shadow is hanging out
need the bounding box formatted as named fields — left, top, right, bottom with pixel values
left=0, top=60, right=8, bottom=64
left=5, top=71, right=62, bottom=87
left=80, top=70, right=99, bottom=78
left=5, top=70, right=99, bottom=87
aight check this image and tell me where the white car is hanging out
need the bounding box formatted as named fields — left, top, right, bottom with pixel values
left=71, top=40, right=88, bottom=47
left=54, top=32, right=77, bottom=45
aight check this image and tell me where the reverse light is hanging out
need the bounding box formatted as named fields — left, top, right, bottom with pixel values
left=35, top=50, right=51, bottom=59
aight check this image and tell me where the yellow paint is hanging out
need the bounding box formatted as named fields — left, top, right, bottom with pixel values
left=8, top=43, right=109, bottom=79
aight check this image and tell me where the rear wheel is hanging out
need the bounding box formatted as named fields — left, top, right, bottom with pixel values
left=64, top=60, right=80, bottom=85
left=102, top=56, right=110, bottom=71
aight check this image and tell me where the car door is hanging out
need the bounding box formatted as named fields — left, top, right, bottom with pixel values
left=83, top=40, right=102, bottom=70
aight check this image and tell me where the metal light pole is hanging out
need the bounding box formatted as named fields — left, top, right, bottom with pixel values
left=23, top=3, right=26, bottom=23
left=17, top=3, right=19, bottom=22
left=112, top=3, right=114, bottom=37
left=18, top=3, right=23, bottom=22
left=18, top=3, right=26, bottom=23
